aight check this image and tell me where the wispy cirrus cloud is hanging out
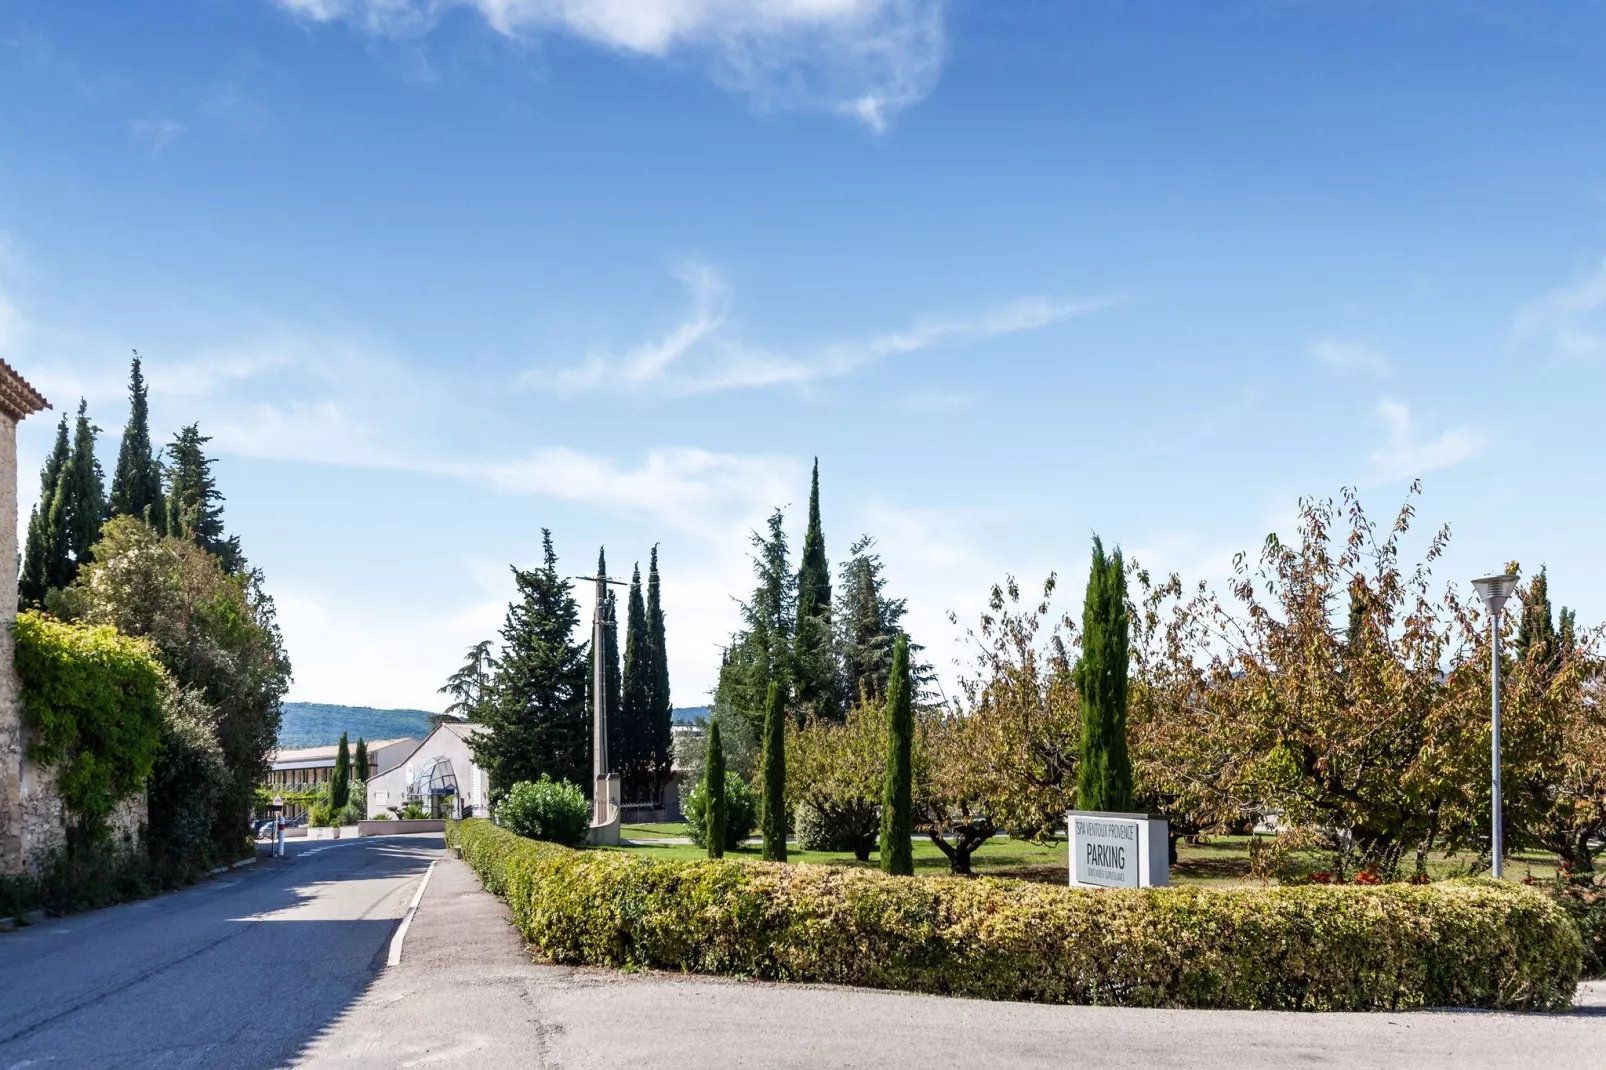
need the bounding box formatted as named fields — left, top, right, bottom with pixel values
left=519, top=262, right=1115, bottom=399
left=1368, top=398, right=1486, bottom=484
left=132, top=116, right=186, bottom=154
left=1515, top=258, right=1606, bottom=357
left=268, top=0, right=946, bottom=131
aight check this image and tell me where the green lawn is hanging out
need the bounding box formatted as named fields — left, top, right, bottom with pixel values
left=606, top=831, right=1566, bottom=887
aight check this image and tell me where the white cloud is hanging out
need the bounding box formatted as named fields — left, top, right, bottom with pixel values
left=1369, top=398, right=1486, bottom=483
left=268, top=0, right=946, bottom=131
left=1310, top=338, right=1391, bottom=378
left=521, top=262, right=1114, bottom=398
left=1515, top=258, right=1606, bottom=357
left=132, top=116, right=186, bottom=153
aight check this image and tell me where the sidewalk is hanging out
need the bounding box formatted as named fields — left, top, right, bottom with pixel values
left=298, top=851, right=1606, bottom=1069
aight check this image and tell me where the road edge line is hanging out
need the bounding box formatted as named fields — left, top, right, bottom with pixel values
left=386, top=859, right=439, bottom=969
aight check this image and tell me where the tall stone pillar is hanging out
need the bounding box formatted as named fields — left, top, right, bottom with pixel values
left=0, top=360, right=49, bottom=875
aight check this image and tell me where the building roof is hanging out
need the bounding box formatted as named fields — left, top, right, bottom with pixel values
left=0, top=359, right=49, bottom=421
left=269, top=736, right=417, bottom=770
left=374, top=719, right=486, bottom=778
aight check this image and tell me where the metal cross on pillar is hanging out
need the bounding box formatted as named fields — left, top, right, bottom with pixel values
left=576, top=569, right=627, bottom=845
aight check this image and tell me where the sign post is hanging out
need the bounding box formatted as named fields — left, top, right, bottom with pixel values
left=270, top=794, right=285, bottom=859
left=1067, top=810, right=1169, bottom=888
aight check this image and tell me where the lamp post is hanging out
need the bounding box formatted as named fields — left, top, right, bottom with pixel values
left=1470, top=573, right=1520, bottom=879
left=270, top=793, right=286, bottom=859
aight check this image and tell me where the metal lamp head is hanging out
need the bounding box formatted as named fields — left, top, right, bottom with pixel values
left=1471, top=573, right=1520, bottom=616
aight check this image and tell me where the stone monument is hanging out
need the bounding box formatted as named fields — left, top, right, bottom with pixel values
left=585, top=571, right=624, bottom=846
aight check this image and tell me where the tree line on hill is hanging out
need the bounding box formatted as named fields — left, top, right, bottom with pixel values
left=15, top=354, right=291, bottom=890
left=444, top=535, right=673, bottom=806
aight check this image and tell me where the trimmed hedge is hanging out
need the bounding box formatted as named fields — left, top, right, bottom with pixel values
left=449, top=819, right=1581, bottom=1010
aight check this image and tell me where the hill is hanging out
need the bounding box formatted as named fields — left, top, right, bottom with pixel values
left=277, top=702, right=438, bottom=749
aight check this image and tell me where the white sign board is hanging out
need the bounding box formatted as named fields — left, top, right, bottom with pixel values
left=1068, top=810, right=1169, bottom=888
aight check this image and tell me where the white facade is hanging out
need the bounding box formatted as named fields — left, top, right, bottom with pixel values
left=367, top=721, right=491, bottom=819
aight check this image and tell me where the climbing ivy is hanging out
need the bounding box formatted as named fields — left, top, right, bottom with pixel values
left=14, top=611, right=167, bottom=836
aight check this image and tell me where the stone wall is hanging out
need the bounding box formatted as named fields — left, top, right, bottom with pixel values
left=0, top=408, right=29, bottom=875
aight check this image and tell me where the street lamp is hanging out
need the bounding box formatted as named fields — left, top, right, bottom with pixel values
left=1471, top=572, right=1520, bottom=879
left=270, top=793, right=286, bottom=858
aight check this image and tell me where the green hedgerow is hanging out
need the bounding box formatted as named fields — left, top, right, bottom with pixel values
left=447, top=818, right=1583, bottom=1012
left=496, top=776, right=590, bottom=847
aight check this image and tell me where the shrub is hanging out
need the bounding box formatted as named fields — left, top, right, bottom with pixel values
left=684, top=772, right=756, bottom=851
left=402, top=802, right=426, bottom=820
left=370, top=811, right=392, bottom=821
left=1540, top=874, right=1606, bottom=979
left=447, top=819, right=1582, bottom=1011
left=497, top=777, right=590, bottom=847
left=13, top=611, right=168, bottom=836
left=307, top=801, right=332, bottom=828
left=146, top=687, right=229, bottom=877
left=794, top=800, right=876, bottom=855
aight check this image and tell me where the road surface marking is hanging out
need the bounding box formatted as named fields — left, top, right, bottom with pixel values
left=386, top=860, right=438, bottom=968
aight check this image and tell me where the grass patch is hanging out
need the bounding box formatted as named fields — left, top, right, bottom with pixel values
left=620, top=822, right=689, bottom=840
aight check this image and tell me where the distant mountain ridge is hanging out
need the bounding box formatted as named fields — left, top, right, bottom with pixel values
left=277, top=702, right=438, bottom=749
left=278, top=702, right=711, bottom=749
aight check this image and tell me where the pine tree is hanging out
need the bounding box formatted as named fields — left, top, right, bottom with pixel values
left=471, top=531, right=589, bottom=795
left=353, top=738, right=369, bottom=782
left=19, top=415, right=69, bottom=605
left=714, top=509, right=795, bottom=730
left=760, top=680, right=788, bottom=861
left=47, top=399, right=107, bottom=588
left=835, top=535, right=931, bottom=704
left=108, top=351, right=166, bottom=532
left=331, top=732, right=352, bottom=810
left=1076, top=536, right=1133, bottom=813
left=704, top=717, right=726, bottom=859
left=620, top=564, right=649, bottom=802
left=646, top=545, right=672, bottom=800
left=166, top=423, right=242, bottom=571
left=793, top=459, right=840, bottom=721
left=440, top=639, right=500, bottom=721
left=879, top=633, right=914, bottom=876
left=1516, top=568, right=1559, bottom=669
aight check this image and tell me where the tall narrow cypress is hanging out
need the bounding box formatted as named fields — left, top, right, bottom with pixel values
left=645, top=546, right=672, bottom=799
left=166, top=423, right=241, bottom=571
left=331, top=732, right=352, bottom=810
left=879, top=633, right=913, bottom=876
left=619, top=564, right=649, bottom=802
left=1076, top=536, right=1133, bottom=813
left=19, top=414, right=70, bottom=606
left=353, top=738, right=369, bottom=782
left=704, top=718, right=726, bottom=859
left=109, top=351, right=166, bottom=532
left=760, top=681, right=787, bottom=861
left=793, top=459, right=839, bottom=720
left=47, top=399, right=107, bottom=588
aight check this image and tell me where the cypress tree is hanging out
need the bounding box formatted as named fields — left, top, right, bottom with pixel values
left=470, top=531, right=589, bottom=795
left=109, top=351, right=166, bottom=532
left=167, top=423, right=241, bottom=571
left=1076, top=536, right=1133, bottom=813
left=879, top=632, right=914, bottom=876
left=713, top=509, right=795, bottom=731
left=48, top=399, right=107, bottom=588
left=760, top=680, right=787, bottom=861
left=590, top=549, right=623, bottom=784
left=620, top=564, right=649, bottom=802
left=646, top=546, right=672, bottom=800
left=704, top=717, right=726, bottom=859
left=331, top=732, right=352, bottom=810
left=19, top=415, right=70, bottom=605
left=353, top=738, right=369, bottom=782
left=794, top=459, right=840, bottom=721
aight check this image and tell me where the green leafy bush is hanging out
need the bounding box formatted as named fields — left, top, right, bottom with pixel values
left=448, top=819, right=1582, bottom=1011
left=497, top=776, right=590, bottom=847
left=402, top=802, right=426, bottom=820
left=307, top=801, right=332, bottom=828
left=13, top=611, right=168, bottom=836
left=1540, top=874, right=1606, bottom=979
left=794, top=800, right=876, bottom=855
left=684, top=772, right=756, bottom=851
left=146, top=687, right=229, bottom=877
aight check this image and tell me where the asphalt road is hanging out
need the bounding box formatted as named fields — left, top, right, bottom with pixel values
left=0, top=833, right=440, bottom=1070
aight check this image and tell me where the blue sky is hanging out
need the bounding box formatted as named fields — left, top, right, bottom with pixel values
left=3, top=1, right=1604, bottom=711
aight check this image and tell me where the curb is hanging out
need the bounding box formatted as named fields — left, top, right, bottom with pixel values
left=386, top=859, right=439, bottom=968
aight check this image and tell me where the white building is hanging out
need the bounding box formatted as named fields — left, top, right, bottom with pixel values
left=366, top=721, right=492, bottom=819
left=266, top=736, right=420, bottom=819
